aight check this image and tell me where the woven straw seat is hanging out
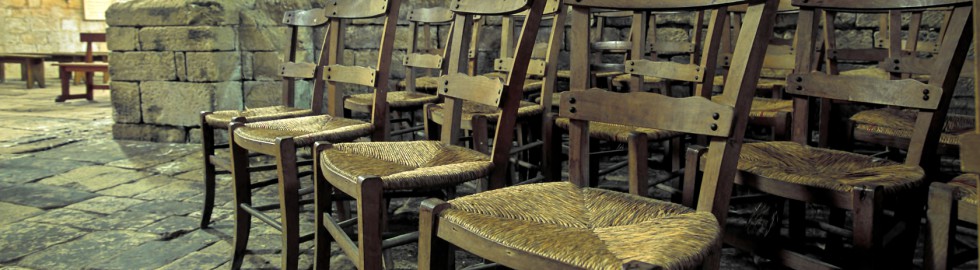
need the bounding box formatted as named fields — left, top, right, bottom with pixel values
left=738, top=141, right=925, bottom=194
left=557, top=69, right=623, bottom=80
left=440, top=182, right=719, bottom=270
left=344, top=91, right=438, bottom=111
left=554, top=117, right=683, bottom=143
left=205, top=106, right=313, bottom=129
left=429, top=100, right=543, bottom=124
left=850, top=108, right=974, bottom=146
left=234, top=115, right=373, bottom=146
left=948, top=173, right=979, bottom=205
left=319, top=141, right=493, bottom=190
left=396, top=76, right=442, bottom=92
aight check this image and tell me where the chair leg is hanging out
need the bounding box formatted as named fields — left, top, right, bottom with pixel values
left=275, top=139, right=301, bottom=270
left=471, top=116, right=490, bottom=192
left=852, top=185, right=884, bottom=270
left=925, top=183, right=956, bottom=270
left=229, top=123, right=252, bottom=270
left=200, top=116, right=217, bottom=229
left=542, top=114, right=562, bottom=182
left=56, top=67, right=70, bottom=102
left=357, top=177, right=385, bottom=270
left=627, top=133, right=648, bottom=197
left=313, top=143, right=333, bottom=270
left=682, top=145, right=706, bottom=208
left=419, top=198, right=453, bottom=270
left=85, top=71, right=94, bottom=101
left=786, top=200, right=806, bottom=241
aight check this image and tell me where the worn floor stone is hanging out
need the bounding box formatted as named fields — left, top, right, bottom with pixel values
left=38, top=165, right=150, bottom=191
left=22, top=208, right=101, bottom=228
left=139, top=216, right=200, bottom=238
left=128, top=200, right=199, bottom=216
left=0, top=183, right=97, bottom=209
left=91, top=230, right=219, bottom=269
left=65, top=196, right=146, bottom=214
left=0, top=203, right=42, bottom=226
left=134, top=180, right=206, bottom=202
left=97, top=175, right=173, bottom=197
left=0, top=222, right=86, bottom=263
left=15, top=230, right=159, bottom=270
left=0, top=156, right=90, bottom=184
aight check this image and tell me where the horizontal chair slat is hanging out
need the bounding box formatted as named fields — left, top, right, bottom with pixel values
left=323, top=0, right=389, bottom=19
left=404, top=53, right=443, bottom=69
left=791, top=0, right=971, bottom=11
left=439, top=73, right=504, bottom=107
left=568, top=0, right=749, bottom=10
left=494, top=58, right=547, bottom=77
left=408, top=7, right=454, bottom=23
left=280, top=62, right=317, bottom=78
left=324, top=64, right=378, bottom=87
left=785, top=71, right=943, bottom=109
left=626, top=59, right=703, bottom=82
left=559, top=90, right=734, bottom=137
left=452, top=0, right=529, bottom=15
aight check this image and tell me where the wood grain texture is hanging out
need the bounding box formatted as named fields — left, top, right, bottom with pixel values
left=567, top=0, right=749, bottom=10
left=323, top=0, right=389, bottom=19
left=323, top=64, right=378, bottom=87
left=559, top=90, right=735, bottom=137
left=280, top=62, right=317, bottom=78
left=453, top=0, right=530, bottom=15
left=404, top=53, right=444, bottom=69
left=409, top=7, right=455, bottom=23
left=283, top=8, right=328, bottom=26
left=494, top=57, right=547, bottom=76
left=785, top=71, right=942, bottom=109
left=792, top=0, right=971, bottom=10
left=438, top=73, right=505, bottom=107
left=626, top=60, right=703, bottom=82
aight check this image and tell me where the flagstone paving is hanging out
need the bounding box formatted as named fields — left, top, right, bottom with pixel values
left=0, top=79, right=971, bottom=270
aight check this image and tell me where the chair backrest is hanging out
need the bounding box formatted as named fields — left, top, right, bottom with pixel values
left=785, top=0, right=973, bottom=173
left=280, top=0, right=401, bottom=141
left=404, top=7, right=455, bottom=93
left=80, top=33, right=106, bottom=63
left=566, top=0, right=779, bottom=227
left=720, top=0, right=797, bottom=79
left=623, top=9, right=721, bottom=98
left=438, top=0, right=554, bottom=190
left=491, top=3, right=566, bottom=111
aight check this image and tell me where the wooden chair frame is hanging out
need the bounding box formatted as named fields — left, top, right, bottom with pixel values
left=419, top=0, right=779, bottom=268
left=687, top=1, right=975, bottom=269
left=198, top=7, right=332, bottom=229
left=311, top=1, right=550, bottom=269
left=55, top=33, right=108, bottom=102
left=226, top=1, right=401, bottom=269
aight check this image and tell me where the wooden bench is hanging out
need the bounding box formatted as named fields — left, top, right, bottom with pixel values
left=0, top=53, right=46, bottom=89
left=54, top=33, right=109, bottom=102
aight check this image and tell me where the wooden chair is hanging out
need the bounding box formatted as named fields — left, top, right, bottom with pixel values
left=847, top=9, right=976, bottom=155
left=423, top=2, right=566, bottom=186
left=0, top=54, right=46, bottom=89
left=556, top=10, right=634, bottom=91
left=311, top=0, right=553, bottom=269
left=199, top=7, right=331, bottom=229
left=344, top=7, right=453, bottom=139
left=226, top=1, right=401, bottom=269
left=684, top=1, right=974, bottom=269
left=544, top=7, right=725, bottom=198
left=926, top=133, right=980, bottom=269
left=54, top=33, right=108, bottom=102
left=418, top=0, right=778, bottom=268
left=608, top=10, right=706, bottom=95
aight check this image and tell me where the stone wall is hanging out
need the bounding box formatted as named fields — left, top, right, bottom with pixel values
left=0, top=0, right=108, bottom=77
left=106, top=1, right=975, bottom=143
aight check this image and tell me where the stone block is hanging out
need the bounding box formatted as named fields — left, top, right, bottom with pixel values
left=854, top=13, right=880, bottom=28
left=111, top=82, right=141, bottom=124
left=141, top=81, right=242, bottom=126
left=17, top=231, right=158, bottom=270
left=836, top=29, right=874, bottom=49
left=346, top=25, right=383, bottom=49
left=106, top=27, right=139, bottom=51
left=109, top=52, right=177, bottom=81
left=185, top=51, right=242, bottom=82
left=240, top=0, right=315, bottom=26
left=239, top=26, right=287, bottom=51
left=112, top=124, right=188, bottom=143
left=0, top=222, right=86, bottom=263
left=139, top=26, right=236, bottom=51
left=175, top=52, right=187, bottom=81
left=251, top=51, right=282, bottom=81
left=244, top=81, right=283, bottom=108
left=106, top=0, right=243, bottom=26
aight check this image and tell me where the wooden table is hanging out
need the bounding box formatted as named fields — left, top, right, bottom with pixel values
left=0, top=54, right=46, bottom=89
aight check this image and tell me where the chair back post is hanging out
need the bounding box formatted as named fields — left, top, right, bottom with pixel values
left=405, top=7, right=455, bottom=93
left=80, top=33, right=106, bottom=63
left=535, top=4, right=568, bottom=112
left=367, top=0, right=402, bottom=142
left=279, top=8, right=330, bottom=112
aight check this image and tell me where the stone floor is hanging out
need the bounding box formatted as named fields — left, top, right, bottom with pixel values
left=0, top=77, right=975, bottom=270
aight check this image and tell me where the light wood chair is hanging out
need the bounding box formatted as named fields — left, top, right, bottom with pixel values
left=685, top=1, right=974, bottom=269
left=423, top=2, right=566, bottom=187
left=556, top=10, right=635, bottom=91
left=926, top=134, right=980, bottom=269
left=226, top=1, right=402, bottom=269
left=345, top=7, right=453, bottom=139
left=199, top=7, right=331, bottom=229
left=417, top=0, right=779, bottom=269
left=311, top=1, right=553, bottom=269
left=608, top=10, right=706, bottom=95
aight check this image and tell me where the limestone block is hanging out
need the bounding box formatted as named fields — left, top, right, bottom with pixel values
left=141, top=81, right=244, bottom=126
left=251, top=52, right=282, bottom=81
left=107, top=27, right=139, bottom=51
left=244, top=81, right=283, bottom=108
left=240, top=0, right=314, bottom=26
left=654, top=27, right=689, bottom=42
left=478, top=27, right=502, bottom=51
left=139, top=26, right=236, bottom=51
left=106, top=0, right=243, bottom=27
left=109, top=52, right=176, bottom=81
left=111, top=82, right=141, bottom=124
left=346, top=25, right=384, bottom=49
left=185, top=52, right=242, bottom=82
left=854, top=13, right=879, bottom=28
left=239, top=26, right=287, bottom=51
left=175, top=52, right=187, bottom=81
left=835, top=13, right=857, bottom=28
left=112, top=124, right=187, bottom=143
left=836, top=30, right=873, bottom=49
left=390, top=50, right=407, bottom=80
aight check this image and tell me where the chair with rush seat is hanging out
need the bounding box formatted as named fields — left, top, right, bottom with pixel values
left=226, top=1, right=402, bottom=269
left=311, top=0, right=556, bottom=268
left=684, top=1, right=975, bottom=269
left=926, top=133, right=980, bottom=269
left=198, top=8, right=331, bottom=230
left=417, top=0, right=778, bottom=268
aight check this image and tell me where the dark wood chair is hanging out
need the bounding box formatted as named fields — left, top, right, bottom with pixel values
left=226, top=1, right=402, bottom=269
left=54, top=33, right=108, bottom=102
left=417, top=0, right=778, bottom=269
left=344, top=7, right=454, bottom=139
left=0, top=54, right=46, bottom=89
left=684, top=1, right=974, bottom=269
left=198, top=7, right=332, bottom=229
left=423, top=3, right=566, bottom=187
left=926, top=133, right=980, bottom=269
left=311, top=0, right=554, bottom=269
